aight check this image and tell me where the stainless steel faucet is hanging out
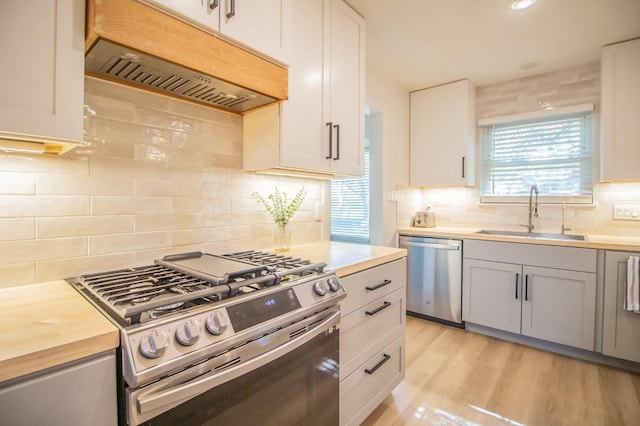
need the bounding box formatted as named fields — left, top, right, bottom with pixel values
left=521, top=184, right=539, bottom=233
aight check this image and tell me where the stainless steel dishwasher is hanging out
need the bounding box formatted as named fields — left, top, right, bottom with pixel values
left=399, top=235, right=463, bottom=327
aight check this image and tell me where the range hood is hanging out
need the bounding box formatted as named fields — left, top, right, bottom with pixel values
left=85, top=0, right=288, bottom=114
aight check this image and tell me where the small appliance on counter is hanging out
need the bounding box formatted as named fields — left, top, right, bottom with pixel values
left=413, top=206, right=436, bottom=228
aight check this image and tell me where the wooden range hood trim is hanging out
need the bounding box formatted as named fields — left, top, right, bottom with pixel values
left=85, top=0, right=288, bottom=103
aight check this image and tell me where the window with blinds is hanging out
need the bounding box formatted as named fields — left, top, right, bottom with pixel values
left=480, top=108, right=594, bottom=202
left=330, top=147, right=370, bottom=244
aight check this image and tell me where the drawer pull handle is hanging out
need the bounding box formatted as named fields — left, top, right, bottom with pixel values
left=365, top=353, right=391, bottom=375
left=366, top=301, right=391, bottom=316
left=366, top=279, right=392, bottom=291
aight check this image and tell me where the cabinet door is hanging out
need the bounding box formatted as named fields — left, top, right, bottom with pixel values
left=410, top=79, right=475, bottom=187
left=0, top=0, right=84, bottom=144
left=219, top=0, right=290, bottom=64
left=521, top=266, right=596, bottom=350
left=340, top=335, right=404, bottom=426
left=601, top=38, right=640, bottom=181
left=462, top=259, right=522, bottom=333
left=142, top=0, right=220, bottom=31
left=603, top=251, right=640, bottom=362
left=278, top=0, right=327, bottom=172
left=326, top=0, right=365, bottom=176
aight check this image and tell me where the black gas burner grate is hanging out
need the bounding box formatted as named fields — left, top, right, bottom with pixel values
left=68, top=251, right=326, bottom=326
left=222, top=251, right=326, bottom=276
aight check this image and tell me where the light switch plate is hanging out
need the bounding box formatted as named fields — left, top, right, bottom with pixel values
left=613, top=204, right=640, bottom=220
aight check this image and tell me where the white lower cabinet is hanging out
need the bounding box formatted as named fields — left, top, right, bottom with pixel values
left=0, top=351, right=117, bottom=426
left=339, top=258, right=406, bottom=426
left=602, top=250, right=640, bottom=362
left=463, top=240, right=597, bottom=350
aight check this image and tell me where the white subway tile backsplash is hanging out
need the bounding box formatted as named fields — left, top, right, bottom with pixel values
left=89, top=231, right=171, bottom=255
left=91, top=196, right=173, bottom=215
left=135, top=179, right=202, bottom=197
left=0, top=78, right=325, bottom=287
left=0, top=218, right=34, bottom=241
left=0, top=152, right=88, bottom=175
left=37, top=174, right=133, bottom=196
left=36, top=253, right=135, bottom=283
left=0, top=196, right=90, bottom=217
left=0, top=172, right=35, bottom=195
left=0, top=238, right=87, bottom=264
left=135, top=214, right=203, bottom=232
left=170, top=227, right=229, bottom=246
left=37, top=216, right=134, bottom=238
left=0, top=263, right=35, bottom=288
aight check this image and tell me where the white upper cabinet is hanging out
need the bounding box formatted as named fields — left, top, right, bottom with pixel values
left=601, top=38, right=640, bottom=181
left=141, top=0, right=291, bottom=65
left=243, top=0, right=365, bottom=177
left=0, top=0, right=85, bottom=153
left=410, top=79, right=476, bottom=187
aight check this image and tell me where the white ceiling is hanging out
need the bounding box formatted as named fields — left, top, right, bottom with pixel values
left=345, top=0, right=640, bottom=91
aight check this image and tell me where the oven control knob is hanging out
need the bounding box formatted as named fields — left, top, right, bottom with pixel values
left=139, top=330, right=168, bottom=359
left=327, top=277, right=340, bottom=292
left=313, top=280, right=328, bottom=296
left=176, top=320, right=201, bottom=346
left=206, top=311, right=228, bottom=335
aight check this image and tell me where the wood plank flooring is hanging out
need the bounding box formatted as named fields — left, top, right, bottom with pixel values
left=362, top=316, right=640, bottom=425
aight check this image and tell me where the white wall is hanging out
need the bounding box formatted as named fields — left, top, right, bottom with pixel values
left=365, top=66, right=410, bottom=247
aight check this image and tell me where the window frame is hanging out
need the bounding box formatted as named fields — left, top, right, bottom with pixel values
left=478, top=103, right=595, bottom=205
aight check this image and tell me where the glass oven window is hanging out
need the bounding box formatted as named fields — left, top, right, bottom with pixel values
left=142, top=328, right=339, bottom=426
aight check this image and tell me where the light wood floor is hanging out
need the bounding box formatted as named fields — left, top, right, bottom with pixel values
left=362, top=316, right=640, bottom=426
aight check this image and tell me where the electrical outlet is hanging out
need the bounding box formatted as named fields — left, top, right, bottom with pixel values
left=613, top=204, right=640, bottom=221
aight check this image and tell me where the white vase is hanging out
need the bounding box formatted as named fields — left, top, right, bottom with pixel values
left=274, top=223, right=291, bottom=252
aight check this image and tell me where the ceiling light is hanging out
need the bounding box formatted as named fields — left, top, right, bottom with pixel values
left=511, top=0, right=537, bottom=10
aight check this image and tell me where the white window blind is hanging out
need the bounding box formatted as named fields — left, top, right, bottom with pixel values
left=480, top=109, right=593, bottom=201
left=330, top=147, right=370, bottom=244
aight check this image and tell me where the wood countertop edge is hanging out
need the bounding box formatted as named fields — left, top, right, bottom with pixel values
left=398, top=227, right=640, bottom=251
left=0, top=329, right=119, bottom=383
left=334, top=250, right=407, bottom=277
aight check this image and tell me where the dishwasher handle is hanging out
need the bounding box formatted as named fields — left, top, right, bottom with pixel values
left=401, top=241, right=460, bottom=251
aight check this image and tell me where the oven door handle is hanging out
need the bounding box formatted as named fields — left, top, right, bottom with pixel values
left=135, top=310, right=341, bottom=415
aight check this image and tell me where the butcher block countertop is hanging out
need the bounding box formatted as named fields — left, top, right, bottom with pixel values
left=0, top=281, right=119, bottom=383
left=398, top=226, right=640, bottom=251
left=282, top=241, right=407, bottom=276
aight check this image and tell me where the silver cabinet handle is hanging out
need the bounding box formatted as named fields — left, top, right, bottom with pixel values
left=209, top=0, right=218, bottom=9
left=515, top=273, right=519, bottom=299
left=325, top=122, right=333, bottom=159
left=226, top=0, right=235, bottom=18
left=525, top=275, right=529, bottom=301
left=402, top=241, right=460, bottom=251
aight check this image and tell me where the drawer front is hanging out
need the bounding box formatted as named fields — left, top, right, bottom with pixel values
left=464, top=239, right=596, bottom=272
left=340, top=258, right=406, bottom=316
left=340, top=288, right=405, bottom=379
left=339, top=334, right=405, bottom=426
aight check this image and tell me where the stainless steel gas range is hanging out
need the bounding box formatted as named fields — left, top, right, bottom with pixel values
left=67, top=250, right=345, bottom=426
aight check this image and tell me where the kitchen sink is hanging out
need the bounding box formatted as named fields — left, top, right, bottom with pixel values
left=475, top=229, right=587, bottom=241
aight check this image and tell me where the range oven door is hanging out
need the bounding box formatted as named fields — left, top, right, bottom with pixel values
left=127, top=309, right=340, bottom=426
